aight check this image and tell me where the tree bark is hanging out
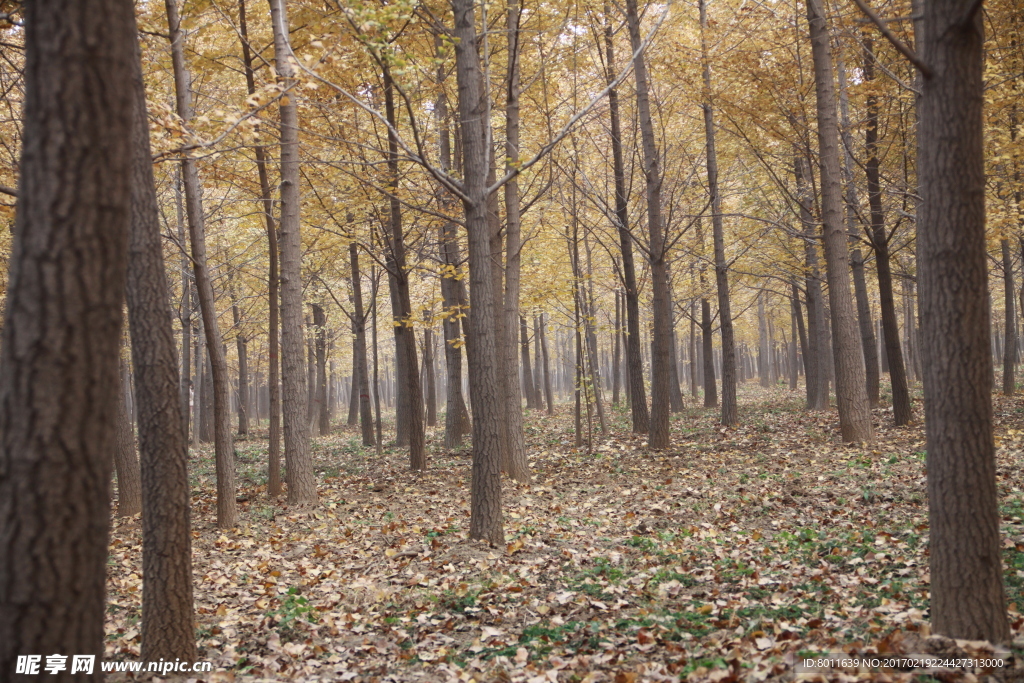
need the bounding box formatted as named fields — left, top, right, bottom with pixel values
left=539, top=313, right=554, bottom=414
left=423, top=316, right=438, bottom=427
left=804, top=0, right=873, bottom=442
left=1003, top=238, right=1015, bottom=394
left=232, top=297, right=250, bottom=436
left=454, top=0, right=505, bottom=543
left=862, top=39, right=912, bottom=425
left=0, top=0, right=134, bottom=674
left=917, top=0, right=1008, bottom=642
left=125, top=31, right=198, bottom=660
left=238, top=0, right=281, bottom=495
left=699, top=0, right=736, bottom=424
left=312, top=303, right=329, bottom=434
left=166, top=0, right=237, bottom=525
left=174, top=171, right=192, bottom=444
left=269, top=0, right=316, bottom=504
left=349, top=245, right=375, bottom=446
left=521, top=316, right=537, bottom=410
left=604, top=7, right=649, bottom=433
left=796, top=154, right=829, bottom=410
left=625, top=0, right=671, bottom=448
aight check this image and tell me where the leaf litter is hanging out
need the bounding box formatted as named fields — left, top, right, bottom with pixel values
left=104, top=385, right=1024, bottom=682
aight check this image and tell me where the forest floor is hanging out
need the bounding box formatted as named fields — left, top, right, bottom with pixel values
left=105, top=384, right=1024, bottom=683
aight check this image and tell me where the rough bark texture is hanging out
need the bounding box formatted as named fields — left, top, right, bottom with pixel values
left=455, top=0, right=505, bottom=543
left=805, top=0, right=872, bottom=443
left=604, top=9, right=649, bottom=434
left=700, top=0, right=736, bottom=424
left=625, top=0, right=671, bottom=447
left=313, top=303, right=329, bottom=435
left=239, top=0, right=281, bottom=495
left=0, top=0, right=134, bottom=675
left=917, top=0, right=1009, bottom=642
left=167, top=0, right=237, bottom=526
left=126, top=31, right=198, bottom=661
left=269, top=0, right=316, bottom=505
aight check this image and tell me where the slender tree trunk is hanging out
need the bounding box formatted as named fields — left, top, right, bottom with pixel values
left=758, top=293, right=770, bottom=388
left=1003, top=238, right=1016, bottom=394
left=0, top=0, right=134, bottom=673
left=539, top=314, right=554, bottom=414
left=521, top=316, right=536, bottom=410
left=862, top=39, right=911, bottom=425
left=790, top=296, right=800, bottom=390
left=917, top=0, right=1008, bottom=641
left=313, top=304, right=329, bottom=434
left=796, top=155, right=829, bottom=410
left=125, top=33, right=197, bottom=660
left=371, top=268, right=384, bottom=454
left=454, top=0, right=504, bottom=543
left=625, top=0, right=671, bottom=447
left=381, top=63, right=426, bottom=469
left=166, top=0, right=237, bottom=525
left=115, top=355, right=143, bottom=518
left=175, top=171, right=192, bottom=443
left=232, top=298, right=250, bottom=436
left=699, top=0, right=736, bottom=424
left=268, top=0, right=316, bottom=504
left=423, top=316, right=438, bottom=427
left=613, top=292, right=622, bottom=405
left=604, top=7, right=649, bottom=433
left=238, top=0, right=281, bottom=495
left=804, top=0, right=873, bottom=442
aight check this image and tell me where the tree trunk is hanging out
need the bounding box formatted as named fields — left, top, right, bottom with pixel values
left=862, top=39, right=912, bottom=425
left=699, top=0, right=736, bottom=424
left=539, top=314, right=554, bottom=414
left=175, top=171, right=192, bottom=444
left=349, top=245, right=375, bottom=447
left=125, top=32, right=198, bottom=660
left=166, top=0, right=237, bottom=526
left=1003, top=238, right=1015, bottom=394
left=454, top=0, right=505, bottom=543
left=625, top=0, right=671, bottom=448
left=917, top=0, right=1008, bottom=642
left=313, top=303, right=329, bottom=434
left=758, top=293, right=770, bottom=388
left=795, top=154, right=829, bottom=410
left=604, top=7, right=649, bottom=433
left=381, top=63, right=426, bottom=469
left=613, top=292, right=622, bottom=405
left=0, top=0, right=134, bottom=673
left=232, top=298, right=250, bottom=436
left=115, top=355, right=143, bottom=518
left=804, top=0, right=873, bottom=443
left=521, top=316, right=536, bottom=410
left=269, top=0, right=316, bottom=504
left=238, top=0, right=281, bottom=495
left=423, top=317, right=438, bottom=427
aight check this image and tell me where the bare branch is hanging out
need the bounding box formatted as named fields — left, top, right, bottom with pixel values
left=851, top=0, right=933, bottom=78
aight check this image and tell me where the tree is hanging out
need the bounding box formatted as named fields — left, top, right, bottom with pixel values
left=0, top=0, right=135, bottom=675
left=269, top=0, right=317, bottom=505
left=166, top=0, right=238, bottom=526
left=114, top=354, right=143, bottom=518
left=912, top=0, right=1009, bottom=642
left=804, top=0, right=873, bottom=443
left=126, top=26, right=198, bottom=661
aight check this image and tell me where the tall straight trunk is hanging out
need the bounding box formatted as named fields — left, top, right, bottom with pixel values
left=804, top=0, right=872, bottom=443
left=175, top=172, right=192, bottom=443
left=793, top=283, right=809, bottom=375
left=917, top=0, right=1008, bottom=641
left=232, top=298, right=250, bottom=436
left=699, top=0, right=736, bottom=424
left=533, top=315, right=544, bottom=407
left=313, top=303, right=329, bottom=434
left=625, top=0, right=671, bottom=448
left=269, top=0, right=315, bottom=504
left=758, top=293, right=770, bottom=387
left=125, top=34, right=197, bottom=659
left=521, top=316, right=537, bottom=409
left=604, top=7, right=649, bottom=433
left=613, top=292, right=622, bottom=405
left=166, top=0, right=237, bottom=525
left=689, top=298, right=699, bottom=398
left=115, top=354, right=143, bottom=518
left=199, top=349, right=214, bottom=443
left=423, top=317, right=438, bottom=427
left=0, top=0, right=134, bottom=673
left=862, top=39, right=911, bottom=425
left=790, top=296, right=800, bottom=390
left=539, top=314, right=554, bottom=414
left=348, top=245, right=374, bottom=446
left=347, top=334, right=360, bottom=426
left=796, top=155, right=829, bottom=409
left=836, top=39, right=880, bottom=408
left=193, top=320, right=203, bottom=446
left=454, top=0, right=505, bottom=543
left=238, top=0, right=281, bottom=495
left=371, top=269, right=384, bottom=454
left=382, top=63, right=426, bottom=469
left=1003, top=238, right=1015, bottom=394
left=306, top=316, right=316, bottom=426
left=701, top=299, right=716, bottom=407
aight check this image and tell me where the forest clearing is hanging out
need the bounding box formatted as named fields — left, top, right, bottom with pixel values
left=103, top=386, right=1024, bottom=682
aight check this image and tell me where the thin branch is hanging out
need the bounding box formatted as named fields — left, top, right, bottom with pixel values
left=851, top=0, right=933, bottom=79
